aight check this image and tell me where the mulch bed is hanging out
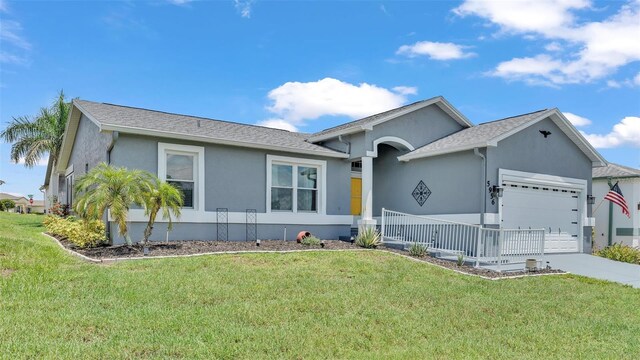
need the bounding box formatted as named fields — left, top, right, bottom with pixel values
left=51, top=234, right=564, bottom=278
left=383, top=248, right=565, bottom=278
left=54, top=236, right=360, bottom=259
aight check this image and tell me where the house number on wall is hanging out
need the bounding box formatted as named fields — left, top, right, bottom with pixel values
left=412, top=180, right=431, bottom=207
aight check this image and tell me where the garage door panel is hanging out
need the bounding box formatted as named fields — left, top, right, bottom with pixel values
left=502, top=186, right=579, bottom=253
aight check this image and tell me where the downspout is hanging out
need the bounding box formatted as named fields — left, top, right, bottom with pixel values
left=337, top=135, right=351, bottom=156
left=105, top=131, right=119, bottom=243
left=106, top=131, right=119, bottom=165
left=474, top=148, right=486, bottom=227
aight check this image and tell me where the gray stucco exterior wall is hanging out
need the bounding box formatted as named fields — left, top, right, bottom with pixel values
left=110, top=134, right=351, bottom=214
left=485, top=117, right=593, bottom=214
left=67, top=114, right=112, bottom=177
left=59, top=114, right=112, bottom=205
left=108, top=133, right=351, bottom=243
left=111, top=222, right=351, bottom=244
left=320, top=104, right=465, bottom=160
left=372, top=145, right=483, bottom=217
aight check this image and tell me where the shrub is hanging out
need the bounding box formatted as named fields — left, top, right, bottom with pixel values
left=301, top=236, right=321, bottom=246
left=48, top=201, right=69, bottom=217
left=408, top=242, right=428, bottom=257
left=457, top=253, right=465, bottom=267
left=355, top=227, right=381, bottom=249
left=43, top=215, right=106, bottom=248
left=595, top=243, right=640, bottom=265
left=0, top=199, right=15, bottom=211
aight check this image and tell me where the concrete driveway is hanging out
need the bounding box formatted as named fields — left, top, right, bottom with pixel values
left=546, top=253, right=640, bottom=288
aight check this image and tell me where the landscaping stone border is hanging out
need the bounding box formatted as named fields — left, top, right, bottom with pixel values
left=43, top=233, right=567, bottom=281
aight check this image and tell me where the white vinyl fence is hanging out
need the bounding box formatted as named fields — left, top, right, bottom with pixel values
left=381, top=208, right=545, bottom=271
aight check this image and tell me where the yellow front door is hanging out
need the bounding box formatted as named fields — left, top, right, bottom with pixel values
left=350, top=177, right=362, bottom=215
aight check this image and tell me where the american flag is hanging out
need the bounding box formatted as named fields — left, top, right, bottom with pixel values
left=604, top=182, right=630, bottom=218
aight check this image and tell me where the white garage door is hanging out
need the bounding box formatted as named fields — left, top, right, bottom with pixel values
left=501, top=184, right=580, bottom=253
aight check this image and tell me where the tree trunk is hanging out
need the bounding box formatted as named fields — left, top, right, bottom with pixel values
left=143, top=209, right=158, bottom=246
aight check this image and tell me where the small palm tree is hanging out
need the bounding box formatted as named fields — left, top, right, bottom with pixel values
left=74, top=163, right=151, bottom=245
left=141, top=179, right=183, bottom=246
left=1, top=90, right=70, bottom=167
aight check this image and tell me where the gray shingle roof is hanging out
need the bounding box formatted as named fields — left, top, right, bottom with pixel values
left=74, top=100, right=345, bottom=157
left=593, top=163, right=640, bottom=179
left=400, top=109, right=551, bottom=159
left=310, top=98, right=438, bottom=139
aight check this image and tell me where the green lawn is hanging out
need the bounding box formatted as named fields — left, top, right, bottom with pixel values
left=1, top=212, right=639, bottom=359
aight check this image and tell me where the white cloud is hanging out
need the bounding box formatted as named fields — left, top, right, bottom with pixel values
left=607, top=80, right=622, bottom=88
left=581, top=116, right=640, bottom=148
left=392, top=86, right=418, bottom=95
left=0, top=2, right=31, bottom=66
left=0, top=52, right=28, bottom=65
left=166, top=0, right=192, bottom=5
left=491, top=55, right=565, bottom=86
left=257, top=118, right=299, bottom=132
left=396, top=41, right=475, bottom=60
left=234, top=0, right=253, bottom=18
left=0, top=20, right=31, bottom=50
left=563, top=112, right=592, bottom=127
left=455, top=0, right=640, bottom=85
left=605, top=72, right=640, bottom=88
left=544, top=42, right=563, bottom=52
left=261, top=77, right=415, bottom=131
left=454, top=0, right=590, bottom=36
left=13, top=156, right=49, bottom=167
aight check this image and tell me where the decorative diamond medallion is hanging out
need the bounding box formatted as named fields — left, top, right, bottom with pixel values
left=412, top=180, right=431, bottom=206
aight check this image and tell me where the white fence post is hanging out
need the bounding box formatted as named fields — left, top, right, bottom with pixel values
left=381, top=208, right=386, bottom=242
left=497, top=228, right=503, bottom=272
left=475, top=226, right=482, bottom=268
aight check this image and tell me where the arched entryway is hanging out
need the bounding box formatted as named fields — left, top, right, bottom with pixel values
left=356, top=136, right=414, bottom=232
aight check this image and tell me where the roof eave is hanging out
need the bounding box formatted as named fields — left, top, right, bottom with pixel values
left=100, top=124, right=350, bottom=159
left=398, top=142, right=491, bottom=162
left=593, top=175, right=640, bottom=180
left=308, top=96, right=474, bottom=143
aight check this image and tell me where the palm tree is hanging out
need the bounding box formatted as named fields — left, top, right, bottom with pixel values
left=141, top=179, right=183, bottom=246
left=74, top=163, right=151, bottom=245
left=1, top=90, right=70, bottom=167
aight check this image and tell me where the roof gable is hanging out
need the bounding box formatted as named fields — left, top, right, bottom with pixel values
left=398, top=108, right=607, bottom=167
left=308, top=96, right=473, bottom=142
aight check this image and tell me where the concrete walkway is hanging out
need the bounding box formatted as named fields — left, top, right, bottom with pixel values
left=546, top=253, right=640, bottom=288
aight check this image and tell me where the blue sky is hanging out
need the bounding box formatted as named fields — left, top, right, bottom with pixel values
left=1, top=0, right=638, bottom=199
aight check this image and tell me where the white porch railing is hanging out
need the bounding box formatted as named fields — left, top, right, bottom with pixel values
left=381, top=208, right=545, bottom=271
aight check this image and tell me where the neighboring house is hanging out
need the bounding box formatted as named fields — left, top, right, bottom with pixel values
left=592, top=163, right=640, bottom=249
left=0, top=193, right=45, bottom=214
left=43, top=96, right=606, bottom=254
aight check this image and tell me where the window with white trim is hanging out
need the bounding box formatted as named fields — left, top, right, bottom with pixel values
left=166, top=152, right=195, bottom=208
left=158, top=143, right=204, bottom=211
left=267, top=155, right=325, bottom=214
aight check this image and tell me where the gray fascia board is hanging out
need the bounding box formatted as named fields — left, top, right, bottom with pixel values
left=100, top=124, right=349, bottom=159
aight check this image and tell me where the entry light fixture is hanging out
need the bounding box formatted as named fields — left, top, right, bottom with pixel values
left=489, top=185, right=503, bottom=199
left=587, top=195, right=596, bottom=205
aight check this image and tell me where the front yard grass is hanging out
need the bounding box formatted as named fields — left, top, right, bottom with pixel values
left=1, top=212, right=639, bottom=359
